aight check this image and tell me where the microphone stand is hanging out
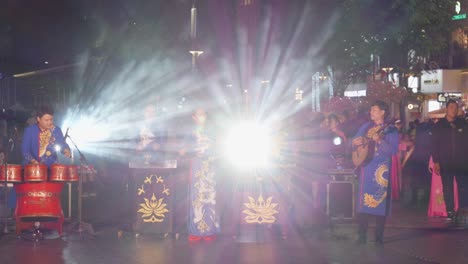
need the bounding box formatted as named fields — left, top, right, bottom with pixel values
left=2, top=139, right=14, bottom=235
left=2, top=152, right=8, bottom=235
left=65, top=134, right=95, bottom=238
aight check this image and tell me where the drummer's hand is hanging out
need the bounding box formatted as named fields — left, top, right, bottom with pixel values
left=30, top=159, right=39, bottom=165
left=64, top=148, right=72, bottom=158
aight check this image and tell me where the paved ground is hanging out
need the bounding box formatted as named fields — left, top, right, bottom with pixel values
left=1, top=225, right=467, bottom=264
left=1, top=203, right=468, bottom=264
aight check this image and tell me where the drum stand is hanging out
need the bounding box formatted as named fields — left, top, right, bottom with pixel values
left=2, top=156, right=10, bottom=235
left=66, top=135, right=95, bottom=238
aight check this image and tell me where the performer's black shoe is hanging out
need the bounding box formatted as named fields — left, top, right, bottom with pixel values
left=447, top=211, right=456, bottom=221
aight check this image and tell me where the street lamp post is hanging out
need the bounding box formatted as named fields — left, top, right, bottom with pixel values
left=189, top=2, right=203, bottom=71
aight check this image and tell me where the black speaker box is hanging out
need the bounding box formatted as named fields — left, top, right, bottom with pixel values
left=326, top=182, right=354, bottom=219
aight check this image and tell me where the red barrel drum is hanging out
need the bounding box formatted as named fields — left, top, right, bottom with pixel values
left=0, top=164, right=22, bottom=182
left=24, top=164, right=47, bottom=182
left=14, top=182, right=64, bottom=235
left=50, top=164, right=69, bottom=181
left=68, top=165, right=79, bottom=182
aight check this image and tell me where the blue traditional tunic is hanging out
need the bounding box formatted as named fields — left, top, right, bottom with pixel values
left=187, top=126, right=220, bottom=236
left=354, top=122, right=399, bottom=216
left=21, top=124, right=70, bottom=167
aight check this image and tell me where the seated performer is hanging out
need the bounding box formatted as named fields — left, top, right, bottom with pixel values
left=22, top=106, right=71, bottom=167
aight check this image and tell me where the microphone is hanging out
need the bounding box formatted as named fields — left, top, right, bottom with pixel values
left=64, top=127, right=70, bottom=139
left=8, top=138, right=14, bottom=152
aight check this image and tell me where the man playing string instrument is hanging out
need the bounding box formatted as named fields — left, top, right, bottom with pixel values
left=352, top=100, right=399, bottom=245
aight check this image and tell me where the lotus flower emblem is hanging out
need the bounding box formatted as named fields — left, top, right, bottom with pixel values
left=138, top=194, right=169, bottom=223
left=242, top=195, right=279, bottom=224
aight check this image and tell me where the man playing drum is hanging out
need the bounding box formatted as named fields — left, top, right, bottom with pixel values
left=6, top=106, right=72, bottom=213
left=22, top=106, right=71, bottom=167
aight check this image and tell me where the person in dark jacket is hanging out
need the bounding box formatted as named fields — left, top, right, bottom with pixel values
left=432, top=100, right=468, bottom=220
left=406, top=121, right=433, bottom=209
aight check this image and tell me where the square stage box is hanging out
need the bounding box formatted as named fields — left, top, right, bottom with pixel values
left=326, top=181, right=355, bottom=219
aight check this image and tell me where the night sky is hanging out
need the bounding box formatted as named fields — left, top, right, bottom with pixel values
left=0, top=0, right=344, bottom=71
left=0, top=0, right=343, bottom=114
left=0, top=0, right=192, bottom=73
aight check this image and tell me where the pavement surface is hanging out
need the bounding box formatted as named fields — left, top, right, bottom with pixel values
left=1, top=203, right=467, bottom=264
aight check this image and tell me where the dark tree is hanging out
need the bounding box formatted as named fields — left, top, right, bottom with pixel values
left=323, top=0, right=455, bottom=96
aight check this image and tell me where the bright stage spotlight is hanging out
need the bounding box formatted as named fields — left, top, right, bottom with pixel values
left=54, top=145, right=62, bottom=152
left=62, top=116, right=111, bottom=148
left=224, top=121, right=272, bottom=169
left=333, top=136, right=342, bottom=146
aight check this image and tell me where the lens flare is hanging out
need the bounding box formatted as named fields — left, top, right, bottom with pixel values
left=333, top=136, right=342, bottom=146
left=224, top=121, right=272, bottom=169
left=54, top=145, right=62, bottom=152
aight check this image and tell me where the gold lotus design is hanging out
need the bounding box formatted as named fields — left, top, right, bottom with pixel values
left=243, top=195, right=279, bottom=224
left=363, top=192, right=387, bottom=208
left=375, top=164, right=388, bottom=187
left=138, top=194, right=169, bottom=223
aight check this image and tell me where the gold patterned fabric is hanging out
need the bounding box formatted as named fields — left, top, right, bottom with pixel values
left=39, top=130, right=52, bottom=158
left=188, top=127, right=219, bottom=236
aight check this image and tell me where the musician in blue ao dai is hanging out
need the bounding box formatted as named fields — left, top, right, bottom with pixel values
left=353, top=101, right=398, bottom=244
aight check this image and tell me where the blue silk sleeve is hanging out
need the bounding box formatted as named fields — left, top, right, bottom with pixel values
left=375, top=130, right=399, bottom=161
left=353, top=122, right=371, bottom=139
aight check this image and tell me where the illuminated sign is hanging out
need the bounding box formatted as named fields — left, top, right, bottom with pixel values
left=344, top=90, right=366, bottom=97
left=453, top=14, right=467, bottom=20
left=453, top=1, right=467, bottom=20
left=437, top=92, right=462, bottom=102
left=423, top=79, right=440, bottom=84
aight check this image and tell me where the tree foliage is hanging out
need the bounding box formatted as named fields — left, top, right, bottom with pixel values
left=323, top=0, right=456, bottom=95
